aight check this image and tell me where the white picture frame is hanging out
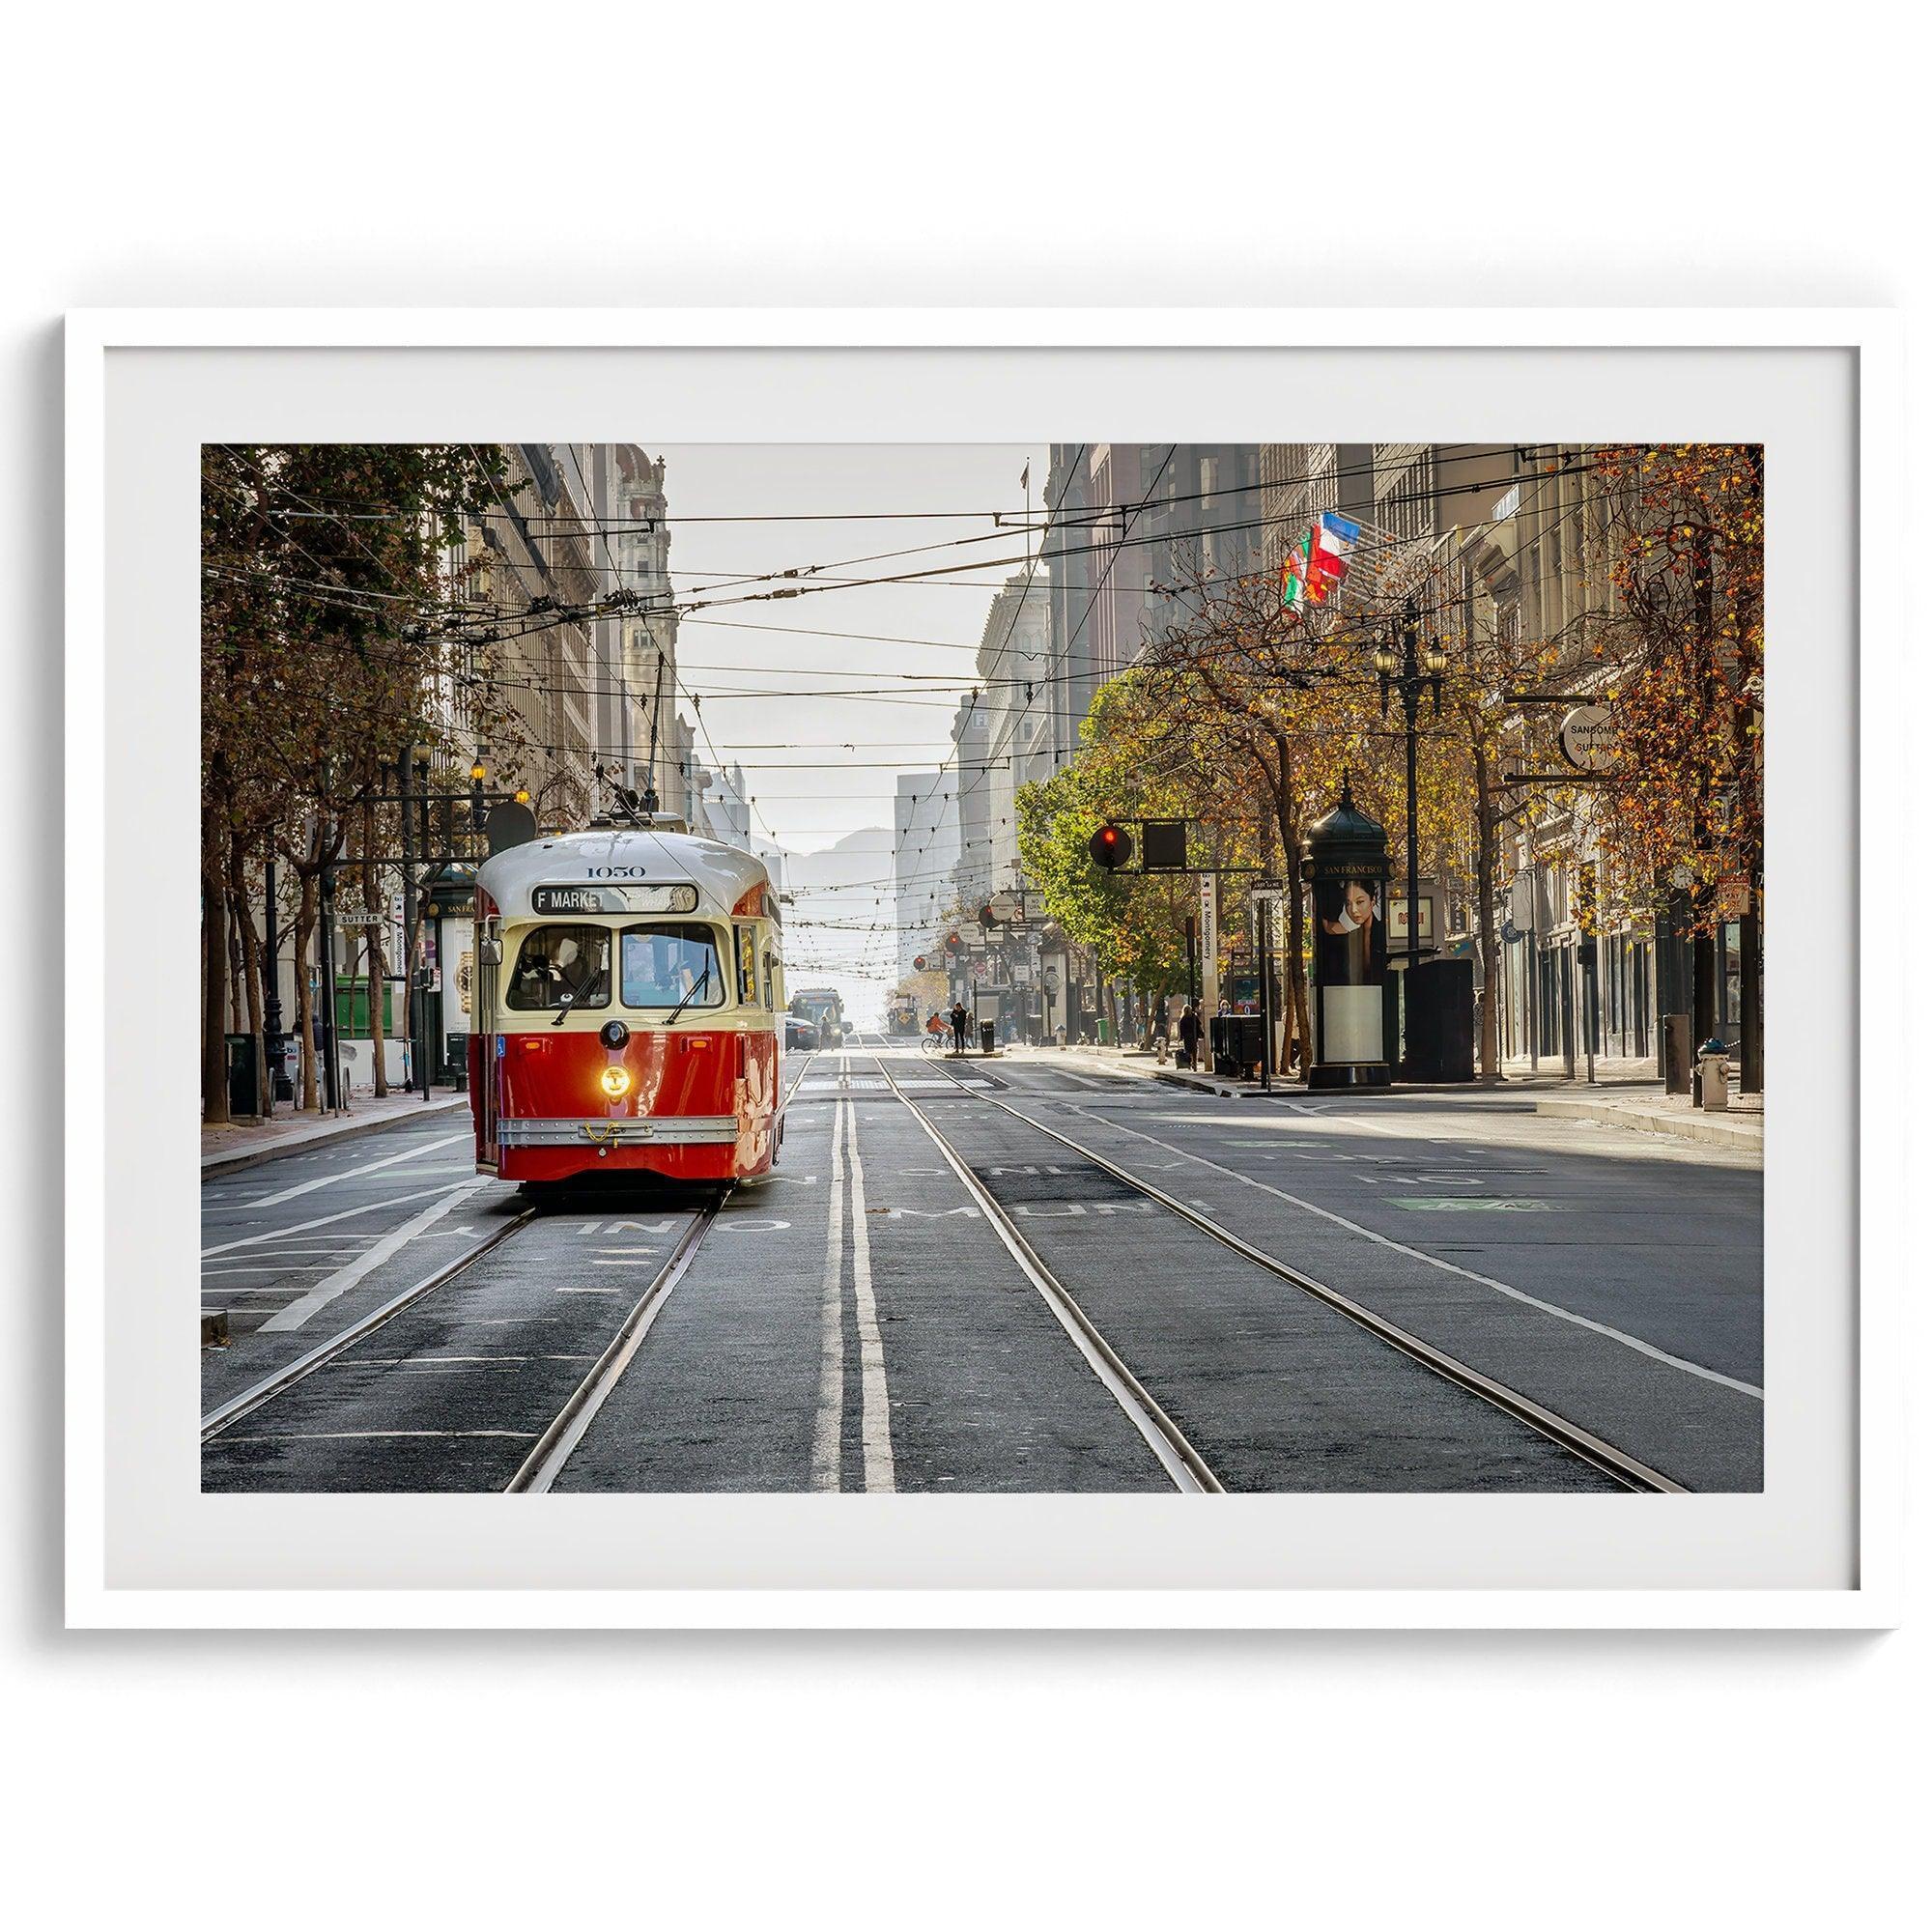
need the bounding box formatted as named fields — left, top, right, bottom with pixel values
left=65, top=308, right=1903, bottom=1630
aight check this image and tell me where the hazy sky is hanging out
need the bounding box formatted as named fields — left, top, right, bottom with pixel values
left=656, top=444, right=1050, bottom=1014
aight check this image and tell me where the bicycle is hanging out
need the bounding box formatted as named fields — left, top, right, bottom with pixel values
left=920, top=1030, right=947, bottom=1059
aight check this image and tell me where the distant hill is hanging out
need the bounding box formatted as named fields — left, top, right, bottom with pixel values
left=781, top=826, right=894, bottom=895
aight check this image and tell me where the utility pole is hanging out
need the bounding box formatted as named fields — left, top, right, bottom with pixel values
left=318, top=815, right=342, bottom=1112
left=399, top=746, right=417, bottom=1094
left=1257, top=891, right=1275, bottom=1093
left=263, top=841, right=289, bottom=1108
left=1690, top=530, right=1718, bottom=1049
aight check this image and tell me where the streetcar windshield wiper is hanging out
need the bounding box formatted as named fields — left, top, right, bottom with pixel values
left=664, top=963, right=712, bottom=1027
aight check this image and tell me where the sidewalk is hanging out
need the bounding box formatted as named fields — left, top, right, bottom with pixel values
left=1028, top=1040, right=1763, bottom=1150
left=1532, top=1087, right=1762, bottom=1151
left=201, top=1086, right=469, bottom=1177
left=1009, top=1041, right=1247, bottom=1096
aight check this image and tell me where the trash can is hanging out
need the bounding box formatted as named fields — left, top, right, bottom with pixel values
left=223, top=1033, right=259, bottom=1119
left=1211, top=1014, right=1264, bottom=1078
left=979, top=1019, right=996, bottom=1056
left=1405, top=958, right=1476, bottom=1082
left=1697, top=1037, right=1730, bottom=1111
left=445, top=1031, right=469, bottom=1092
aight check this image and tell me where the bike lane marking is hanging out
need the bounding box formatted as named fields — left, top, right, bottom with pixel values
left=224, top=1133, right=470, bottom=1211
left=1067, top=1106, right=1763, bottom=1399
left=258, top=1181, right=488, bottom=1332
left=201, top=1179, right=473, bottom=1258
left=843, top=1091, right=895, bottom=1492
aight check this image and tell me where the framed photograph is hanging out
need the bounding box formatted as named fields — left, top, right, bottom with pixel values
left=65, top=309, right=1900, bottom=1628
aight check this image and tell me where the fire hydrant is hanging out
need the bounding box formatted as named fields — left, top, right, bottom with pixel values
left=1697, top=1037, right=1730, bottom=1111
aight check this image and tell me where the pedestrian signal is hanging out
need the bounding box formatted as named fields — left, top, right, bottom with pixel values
left=1089, top=823, right=1132, bottom=870
left=1139, top=818, right=1188, bottom=871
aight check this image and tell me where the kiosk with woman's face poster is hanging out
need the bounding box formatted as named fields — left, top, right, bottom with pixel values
left=1300, top=786, right=1393, bottom=1088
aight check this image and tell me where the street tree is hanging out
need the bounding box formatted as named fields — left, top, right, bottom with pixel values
left=1586, top=444, right=1765, bottom=906
left=200, top=443, right=511, bottom=1122
left=1134, top=554, right=1473, bottom=1065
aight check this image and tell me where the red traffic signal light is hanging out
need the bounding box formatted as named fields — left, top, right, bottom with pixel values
left=913, top=953, right=926, bottom=970
left=945, top=931, right=962, bottom=952
left=1088, top=822, right=1131, bottom=870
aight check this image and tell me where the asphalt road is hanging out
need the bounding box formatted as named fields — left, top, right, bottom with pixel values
left=200, top=1037, right=1762, bottom=1493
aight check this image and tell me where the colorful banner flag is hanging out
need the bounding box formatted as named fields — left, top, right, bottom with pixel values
left=1283, top=512, right=1361, bottom=610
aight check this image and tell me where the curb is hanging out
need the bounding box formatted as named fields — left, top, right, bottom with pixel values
left=200, top=1092, right=471, bottom=1178
left=1155, top=1068, right=1240, bottom=1097
left=1533, top=1095, right=1763, bottom=1151
left=1030, top=1047, right=1238, bottom=1097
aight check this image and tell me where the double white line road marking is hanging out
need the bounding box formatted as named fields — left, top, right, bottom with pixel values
left=810, top=1095, right=895, bottom=1492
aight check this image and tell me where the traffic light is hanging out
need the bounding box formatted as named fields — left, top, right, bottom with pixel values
left=945, top=931, right=963, bottom=953
left=1088, top=822, right=1132, bottom=870
left=1576, top=861, right=1599, bottom=938
left=913, top=953, right=926, bottom=971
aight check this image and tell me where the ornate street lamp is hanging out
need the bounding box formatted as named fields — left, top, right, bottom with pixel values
left=1376, top=596, right=1451, bottom=1072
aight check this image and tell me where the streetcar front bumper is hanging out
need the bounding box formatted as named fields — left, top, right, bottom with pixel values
left=496, top=1115, right=740, bottom=1149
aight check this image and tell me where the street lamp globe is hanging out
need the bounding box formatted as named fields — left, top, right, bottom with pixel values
left=1373, top=641, right=1400, bottom=677
left=1424, top=639, right=1450, bottom=675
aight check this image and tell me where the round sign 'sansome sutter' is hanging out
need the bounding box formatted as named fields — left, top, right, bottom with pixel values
left=1559, top=704, right=1616, bottom=773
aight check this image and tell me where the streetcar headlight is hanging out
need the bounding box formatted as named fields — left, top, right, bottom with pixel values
left=599, top=1066, right=632, bottom=1098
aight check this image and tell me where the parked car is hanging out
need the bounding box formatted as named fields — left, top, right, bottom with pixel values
left=785, top=1015, right=820, bottom=1051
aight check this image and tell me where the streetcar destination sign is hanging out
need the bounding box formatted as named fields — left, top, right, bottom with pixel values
left=531, top=883, right=700, bottom=916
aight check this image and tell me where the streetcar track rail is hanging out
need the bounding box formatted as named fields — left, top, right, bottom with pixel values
left=900, top=1046, right=1685, bottom=1495
left=781, top=1047, right=819, bottom=1108
left=200, top=1207, right=539, bottom=1443
left=873, top=1056, right=1221, bottom=1494
left=503, top=1194, right=724, bottom=1493
left=207, top=1058, right=806, bottom=1459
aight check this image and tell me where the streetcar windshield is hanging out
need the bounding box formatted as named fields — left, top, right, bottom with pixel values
left=504, top=923, right=611, bottom=1011
left=620, top=923, right=725, bottom=1010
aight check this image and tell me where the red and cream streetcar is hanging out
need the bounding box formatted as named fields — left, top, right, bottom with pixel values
left=469, top=825, right=786, bottom=1187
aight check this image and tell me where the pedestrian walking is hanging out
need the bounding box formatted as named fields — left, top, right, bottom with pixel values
left=949, top=999, right=970, bottom=1057
left=1178, top=1002, right=1201, bottom=1071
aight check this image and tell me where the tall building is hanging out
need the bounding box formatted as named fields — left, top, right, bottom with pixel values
left=948, top=693, right=994, bottom=911
left=595, top=444, right=685, bottom=820
left=466, top=442, right=598, bottom=828
left=463, top=443, right=685, bottom=831
left=690, top=756, right=753, bottom=844
left=1037, top=443, right=1264, bottom=764
left=893, top=767, right=959, bottom=979
left=1257, top=441, right=1743, bottom=1078
left=969, top=570, right=1052, bottom=897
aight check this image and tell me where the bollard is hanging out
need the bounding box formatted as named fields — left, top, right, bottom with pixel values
left=1697, top=1037, right=1730, bottom=1111
left=1663, top=1012, right=1693, bottom=1094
